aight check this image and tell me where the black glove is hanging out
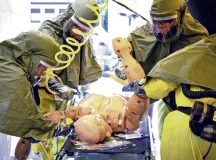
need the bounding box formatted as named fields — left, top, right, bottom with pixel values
left=127, top=79, right=146, bottom=95
left=48, top=76, right=75, bottom=100
left=53, top=123, right=74, bottom=137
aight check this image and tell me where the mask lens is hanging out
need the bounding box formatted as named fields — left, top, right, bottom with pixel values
left=152, top=18, right=178, bottom=41
left=63, top=19, right=89, bottom=42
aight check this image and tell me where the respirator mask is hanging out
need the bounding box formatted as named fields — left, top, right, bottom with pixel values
left=151, top=15, right=179, bottom=41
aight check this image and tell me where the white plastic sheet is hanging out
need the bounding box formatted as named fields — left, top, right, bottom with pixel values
left=0, top=0, right=30, bottom=41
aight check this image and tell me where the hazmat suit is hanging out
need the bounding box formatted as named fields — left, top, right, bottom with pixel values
left=39, top=1, right=102, bottom=89
left=113, top=34, right=216, bottom=159
left=30, top=1, right=103, bottom=159
left=127, top=0, right=208, bottom=137
left=0, top=31, right=61, bottom=140
left=143, top=34, right=216, bottom=160
left=0, top=0, right=102, bottom=159
left=0, top=0, right=102, bottom=141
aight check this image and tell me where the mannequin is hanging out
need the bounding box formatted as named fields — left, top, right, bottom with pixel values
left=46, top=93, right=149, bottom=144
left=45, top=37, right=149, bottom=144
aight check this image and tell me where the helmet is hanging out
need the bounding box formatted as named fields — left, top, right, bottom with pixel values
left=150, top=0, right=186, bottom=42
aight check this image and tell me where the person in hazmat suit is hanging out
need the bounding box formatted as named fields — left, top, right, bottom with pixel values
left=145, top=35, right=216, bottom=160
left=29, top=1, right=104, bottom=160
left=113, top=34, right=216, bottom=160
left=0, top=0, right=103, bottom=159
left=115, top=0, right=209, bottom=138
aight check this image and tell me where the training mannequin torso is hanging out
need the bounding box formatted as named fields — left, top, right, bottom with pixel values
left=45, top=93, right=149, bottom=144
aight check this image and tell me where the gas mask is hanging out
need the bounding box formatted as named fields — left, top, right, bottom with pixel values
left=151, top=16, right=179, bottom=41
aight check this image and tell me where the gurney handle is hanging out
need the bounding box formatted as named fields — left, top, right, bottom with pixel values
left=55, top=134, right=76, bottom=160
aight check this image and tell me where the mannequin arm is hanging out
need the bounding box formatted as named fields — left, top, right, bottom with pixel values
left=112, top=37, right=146, bottom=82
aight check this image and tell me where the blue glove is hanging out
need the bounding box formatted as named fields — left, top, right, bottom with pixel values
left=127, top=79, right=146, bottom=95
left=114, top=68, right=127, bottom=80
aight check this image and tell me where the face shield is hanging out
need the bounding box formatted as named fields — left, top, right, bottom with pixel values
left=63, top=0, right=100, bottom=42
left=63, top=16, right=91, bottom=42
left=151, top=15, right=179, bottom=41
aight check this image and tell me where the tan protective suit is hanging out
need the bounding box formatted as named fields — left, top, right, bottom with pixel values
left=127, top=0, right=209, bottom=139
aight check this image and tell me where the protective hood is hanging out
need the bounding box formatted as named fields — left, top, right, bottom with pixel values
left=39, top=3, right=102, bottom=89
left=150, top=0, right=185, bottom=18
left=148, top=34, right=216, bottom=90
left=150, top=0, right=208, bottom=43
left=72, top=0, right=100, bottom=27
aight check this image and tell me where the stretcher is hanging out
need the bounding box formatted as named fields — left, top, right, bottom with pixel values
left=56, top=116, right=154, bottom=160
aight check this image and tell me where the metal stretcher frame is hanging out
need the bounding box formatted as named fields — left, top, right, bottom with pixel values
left=56, top=116, right=154, bottom=160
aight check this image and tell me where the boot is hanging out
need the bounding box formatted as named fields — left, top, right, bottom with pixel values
left=15, top=137, right=31, bottom=160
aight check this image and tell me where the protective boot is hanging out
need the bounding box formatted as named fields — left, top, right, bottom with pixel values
left=15, top=137, right=31, bottom=160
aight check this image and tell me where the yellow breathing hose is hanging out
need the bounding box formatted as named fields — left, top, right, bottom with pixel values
left=44, top=1, right=108, bottom=94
